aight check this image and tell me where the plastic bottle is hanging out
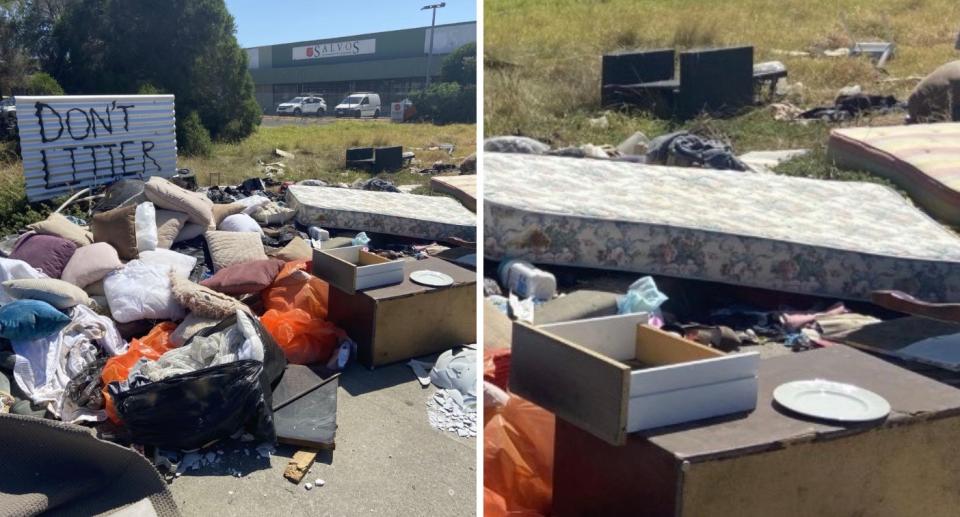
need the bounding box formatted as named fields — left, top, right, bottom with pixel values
left=308, top=226, right=329, bottom=241
left=498, top=259, right=556, bottom=300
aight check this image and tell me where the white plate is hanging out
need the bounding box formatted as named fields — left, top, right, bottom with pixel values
left=410, top=270, right=454, bottom=287
left=773, top=379, right=890, bottom=422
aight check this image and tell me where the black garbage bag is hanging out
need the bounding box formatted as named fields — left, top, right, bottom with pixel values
left=109, top=314, right=287, bottom=450
left=93, top=179, right=146, bottom=213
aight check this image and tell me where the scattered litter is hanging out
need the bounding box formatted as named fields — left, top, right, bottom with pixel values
left=304, top=482, right=313, bottom=490
left=408, top=359, right=434, bottom=387
left=274, top=148, right=295, bottom=159
left=315, top=478, right=325, bottom=487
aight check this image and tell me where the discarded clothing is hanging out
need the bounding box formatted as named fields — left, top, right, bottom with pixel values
left=800, top=93, right=901, bottom=121
left=355, top=178, right=401, bottom=193
left=484, top=136, right=551, bottom=155
left=645, top=131, right=748, bottom=171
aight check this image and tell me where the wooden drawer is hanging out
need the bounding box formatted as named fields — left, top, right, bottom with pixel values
left=312, top=245, right=404, bottom=295
left=510, top=313, right=759, bottom=446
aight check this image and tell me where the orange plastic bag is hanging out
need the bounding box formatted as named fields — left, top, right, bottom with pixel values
left=484, top=382, right=555, bottom=517
left=260, top=308, right=345, bottom=364
left=101, top=322, right=177, bottom=424
left=262, top=260, right=330, bottom=317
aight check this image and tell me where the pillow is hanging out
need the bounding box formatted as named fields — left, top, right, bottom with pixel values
left=252, top=203, right=296, bottom=225
left=143, top=176, right=214, bottom=227
left=212, top=203, right=245, bottom=228
left=170, top=313, right=220, bottom=347
left=169, top=273, right=247, bottom=319
left=9, top=233, right=77, bottom=279
left=155, top=210, right=188, bottom=249
left=84, top=280, right=105, bottom=297
left=103, top=260, right=185, bottom=323
left=26, top=213, right=93, bottom=247
left=174, top=223, right=206, bottom=243
left=135, top=202, right=158, bottom=252
left=200, top=258, right=283, bottom=295
left=0, top=257, right=46, bottom=305
left=220, top=213, right=263, bottom=234
left=236, top=195, right=271, bottom=215
left=204, top=231, right=267, bottom=272
left=138, top=249, right=197, bottom=279
left=60, top=242, right=123, bottom=288
left=91, top=204, right=138, bottom=260
left=3, top=278, right=93, bottom=309
left=271, top=236, right=313, bottom=262
left=0, top=299, right=71, bottom=341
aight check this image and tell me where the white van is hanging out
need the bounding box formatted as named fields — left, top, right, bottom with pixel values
left=335, top=92, right=382, bottom=118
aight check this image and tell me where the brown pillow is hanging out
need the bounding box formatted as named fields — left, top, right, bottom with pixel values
left=92, top=204, right=139, bottom=260
left=200, top=258, right=284, bottom=295
left=169, top=272, right=247, bottom=319
left=155, top=210, right=188, bottom=249
left=203, top=230, right=268, bottom=271
left=27, top=213, right=94, bottom=247
left=211, top=203, right=246, bottom=228
left=143, top=176, right=214, bottom=227
left=270, top=236, right=313, bottom=262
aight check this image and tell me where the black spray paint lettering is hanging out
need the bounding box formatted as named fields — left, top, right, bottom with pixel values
left=33, top=101, right=163, bottom=189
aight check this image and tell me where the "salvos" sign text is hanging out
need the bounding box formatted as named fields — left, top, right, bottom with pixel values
left=292, top=38, right=376, bottom=60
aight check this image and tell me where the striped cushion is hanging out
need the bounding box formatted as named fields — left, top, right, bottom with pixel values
left=828, top=123, right=960, bottom=225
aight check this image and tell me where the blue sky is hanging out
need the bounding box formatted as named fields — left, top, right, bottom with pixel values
left=224, top=0, right=477, bottom=48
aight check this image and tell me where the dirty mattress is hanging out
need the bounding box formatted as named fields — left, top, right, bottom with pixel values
left=286, top=185, right=476, bottom=242
left=484, top=152, right=960, bottom=302
left=828, top=123, right=960, bottom=226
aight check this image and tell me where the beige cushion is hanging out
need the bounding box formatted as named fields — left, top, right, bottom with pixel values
left=174, top=223, right=207, bottom=243
left=270, top=236, right=313, bottom=262
left=60, top=242, right=123, bottom=288
left=168, top=273, right=246, bottom=319
left=252, top=203, right=296, bottom=225
left=27, top=213, right=94, bottom=247
left=155, top=210, right=188, bottom=249
left=204, top=231, right=267, bottom=271
left=3, top=278, right=93, bottom=309
left=212, top=203, right=246, bottom=228
left=170, top=313, right=221, bottom=347
left=91, top=204, right=139, bottom=260
left=143, top=176, right=214, bottom=227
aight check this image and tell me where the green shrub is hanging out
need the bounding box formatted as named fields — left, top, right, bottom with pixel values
left=176, top=110, right=213, bottom=157
left=25, top=73, right=64, bottom=95
left=410, top=82, right=476, bottom=124
left=440, top=43, right=477, bottom=85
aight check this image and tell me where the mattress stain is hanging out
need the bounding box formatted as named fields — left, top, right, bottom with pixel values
left=511, top=228, right=552, bottom=250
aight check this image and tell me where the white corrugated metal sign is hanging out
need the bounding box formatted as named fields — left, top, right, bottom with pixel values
left=15, top=94, right=177, bottom=202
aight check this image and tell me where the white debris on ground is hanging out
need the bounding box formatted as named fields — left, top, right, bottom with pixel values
left=416, top=347, right=478, bottom=438
left=427, top=389, right=478, bottom=437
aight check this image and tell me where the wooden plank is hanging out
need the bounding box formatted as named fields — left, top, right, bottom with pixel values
left=484, top=298, right=513, bottom=350
left=510, top=321, right=631, bottom=446
left=430, top=175, right=476, bottom=212
left=628, top=352, right=760, bottom=397
left=283, top=449, right=318, bottom=484
left=634, top=324, right=723, bottom=366
left=540, top=313, right=649, bottom=362
left=626, top=376, right=758, bottom=432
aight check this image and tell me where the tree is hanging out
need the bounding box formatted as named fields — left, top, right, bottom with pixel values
left=0, top=1, right=31, bottom=99
left=52, top=0, right=260, bottom=142
left=440, top=42, right=476, bottom=86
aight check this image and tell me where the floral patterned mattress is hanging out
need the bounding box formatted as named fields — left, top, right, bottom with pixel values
left=484, top=153, right=960, bottom=302
left=828, top=123, right=960, bottom=226
left=286, top=185, right=476, bottom=242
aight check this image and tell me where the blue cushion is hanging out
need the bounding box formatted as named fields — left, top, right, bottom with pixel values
left=0, top=300, right=71, bottom=341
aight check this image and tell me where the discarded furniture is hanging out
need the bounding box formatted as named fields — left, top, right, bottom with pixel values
left=828, top=123, right=960, bottom=226
left=430, top=174, right=477, bottom=212
left=312, top=245, right=404, bottom=295
left=345, top=146, right=408, bottom=172
left=839, top=315, right=960, bottom=372
left=851, top=41, right=895, bottom=67
left=327, top=257, right=476, bottom=368
left=752, top=60, right=787, bottom=98
left=484, top=153, right=960, bottom=302
left=550, top=346, right=960, bottom=516
left=374, top=146, right=403, bottom=172
left=272, top=364, right=340, bottom=449
left=286, top=185, right=476, bottom=243
left=601, top=46, right=755, bottom=119
left=509, top=313, right=760, bottom=445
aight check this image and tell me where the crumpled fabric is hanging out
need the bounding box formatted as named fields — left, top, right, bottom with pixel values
left=11, top=304, right=126, bottom=422
left=126, top=310, right=264, bottom=388
left=646, top=131, right=748, bottom=171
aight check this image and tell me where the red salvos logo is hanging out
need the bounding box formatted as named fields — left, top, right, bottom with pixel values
left=306, top=47, right=314, bottom=57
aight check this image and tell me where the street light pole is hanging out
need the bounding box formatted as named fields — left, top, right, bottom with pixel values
left=422, top=2, right=445, bottom=88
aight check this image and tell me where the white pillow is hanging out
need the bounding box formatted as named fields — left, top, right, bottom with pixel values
left=236, top=195, right=271, bottom=215
left=219, top=213, right=264, bottom=234
left=174, top=222, right=207, bottom=243
left=135, top=202, right=158, bottom=252
left=0, top=258, right=46, bottom=305
left=138, top=249, right=198, bottom=279
left=103, top=260, right=185, bottom=323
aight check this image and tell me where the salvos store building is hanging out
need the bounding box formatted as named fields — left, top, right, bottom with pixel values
left=245, top=22, right=476, bottom=115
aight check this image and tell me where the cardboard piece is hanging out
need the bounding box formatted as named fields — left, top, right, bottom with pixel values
left=283, top=449, right=318, bottom=484
left=509, top=313, right=759, bottom=445
left=312, top=245, right=404, bottom=295
left=328, top=257, right=476, bottom=368
left=551, top=346, right=960, bottom=516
